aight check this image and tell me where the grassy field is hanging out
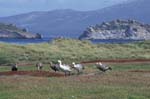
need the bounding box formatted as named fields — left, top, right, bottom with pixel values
left=0, top=39, right=150, bottom=99
left=0, top=39, right=150, bottom=65
left=0, top=63, right=150, bottom=99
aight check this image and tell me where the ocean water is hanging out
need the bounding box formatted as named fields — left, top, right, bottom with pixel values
left=0, top=38, right=143, bottom=45
left=91, top=39, right=143, bottom=44
left=0, top=38, right=51, bottom=44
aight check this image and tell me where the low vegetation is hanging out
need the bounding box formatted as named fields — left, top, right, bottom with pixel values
left=0, top=39, right=150, bottom=99
left=0, top=39, right=150, bottom=65
left=0, top=63, right=150, bottom=99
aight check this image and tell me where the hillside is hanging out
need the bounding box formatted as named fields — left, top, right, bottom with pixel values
left=0, top=0, right=149, bottom=38
left=0, top=9, right=88, bottom=38
left=79, top=19, right=150, bottom=40
left=0, top=39, right=150, bottom=65
left=0, top=23, right=41, bottom=39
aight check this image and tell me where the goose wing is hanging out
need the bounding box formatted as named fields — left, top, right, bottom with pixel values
left=61, top=64, right=72, bottom=71
left=75, top=64, right=84, bottom=69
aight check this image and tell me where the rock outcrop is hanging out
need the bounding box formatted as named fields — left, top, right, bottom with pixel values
left=0, top=23, right=42, bottom=39
left=79, top=19, right=150, bottom=40
left=0, top=0, right=150, bottom=38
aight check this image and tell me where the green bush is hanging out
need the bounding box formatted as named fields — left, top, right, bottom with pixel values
left=0, top=39, right=150, bottom=64
left=0, top=52, right=15, bottom=65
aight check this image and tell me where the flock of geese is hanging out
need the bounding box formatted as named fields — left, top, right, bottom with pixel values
left=11, top=60, right=112, bottom=76
left=49, top=60, right=112, bottom=76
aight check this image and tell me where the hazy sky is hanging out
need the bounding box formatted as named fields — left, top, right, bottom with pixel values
left=0, top=0, right=128, bottom=17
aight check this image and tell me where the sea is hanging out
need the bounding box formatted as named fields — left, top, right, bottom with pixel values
left=0, top=38, right=144, bottom=45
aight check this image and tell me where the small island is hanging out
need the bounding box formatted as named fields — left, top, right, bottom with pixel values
left=0, top=23, right=42, bottom=39
left=79, top=19, right=150, bottom=40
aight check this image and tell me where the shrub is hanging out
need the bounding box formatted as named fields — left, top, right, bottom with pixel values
left=0, top=52, right=15, bottom=65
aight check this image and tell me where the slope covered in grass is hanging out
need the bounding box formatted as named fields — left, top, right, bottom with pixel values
left=0, top=39, right=150, bottom=65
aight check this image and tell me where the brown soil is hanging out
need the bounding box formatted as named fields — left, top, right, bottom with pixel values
left=0, top=71, right=65, bottom=77
left=129, top=70, right=150, bottom=73
left=81, top=59, right=150, bottom=64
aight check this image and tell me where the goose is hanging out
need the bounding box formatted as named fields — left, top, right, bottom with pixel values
left=11, top=63, right=18, bottom=71
left=96, top=62, right=112, bottom=72
left=58, top=60, right=72, bottom=76
left=72, top=62, right=84, bottom=74
left=49, top=61, right=60, bottom=72
left=36, top=62, right=43, bottom=71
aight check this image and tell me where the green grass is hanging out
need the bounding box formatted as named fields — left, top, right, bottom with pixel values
left=0, top=63, right=150, bottom=99
left=0, top=64, right=51, bottom=72
left=0, top=39, right=150, bottom=65
left=0, top=39, right=150, bottom=99
left=111, top=63, right=150, bottom=71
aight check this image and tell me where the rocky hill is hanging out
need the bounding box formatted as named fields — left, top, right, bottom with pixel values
left=0, top=23, right=41, bottom=39
left=0, top=0, right=149, bottom=38
left=79, top=19, right=150, bottom=40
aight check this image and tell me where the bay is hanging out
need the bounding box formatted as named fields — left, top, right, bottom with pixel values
left=0, top=38, right=144, bottom=45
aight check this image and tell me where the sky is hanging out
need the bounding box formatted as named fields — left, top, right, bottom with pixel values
left=0, top=0, right=128, bottom=17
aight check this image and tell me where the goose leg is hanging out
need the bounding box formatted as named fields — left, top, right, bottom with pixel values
left=68, top=71, right=71, bottom=76
left=77, top=70, right=80, bottom=75
left=65, top=72, right=66, bottom=76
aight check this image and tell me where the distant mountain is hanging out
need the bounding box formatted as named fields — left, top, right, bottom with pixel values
left=0, top=0, right=149, bottom=38
left=79, top=19, right=150, bottom=40
left=0, top=9, right=91, bottom=38
left=0, top=23, right=41, bottom=39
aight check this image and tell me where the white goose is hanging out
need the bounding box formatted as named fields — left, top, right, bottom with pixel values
left=72, top=62, right=84, bottom=74
left=96, top=62, right=112, bottom=72
left=58, top=60, right=72, bottom=76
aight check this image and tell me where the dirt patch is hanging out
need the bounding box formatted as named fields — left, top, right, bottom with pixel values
left=0, top=71, right=65, bottom=77
left=129, top=70, right=150, bottom=73
left=82, top=59, right=150, bottom=64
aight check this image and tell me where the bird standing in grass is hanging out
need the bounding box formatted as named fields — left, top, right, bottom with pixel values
left=58, top=60, right=72, bottom=76
left=11, top=63, right=18, bottom=71
left=96, top=62, right=112, bottom=72
left=72, top=62, right=84, bottom=74
left=49, top=61, right=60, bottom=72
left=36, top=62, right=43, bottom=71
